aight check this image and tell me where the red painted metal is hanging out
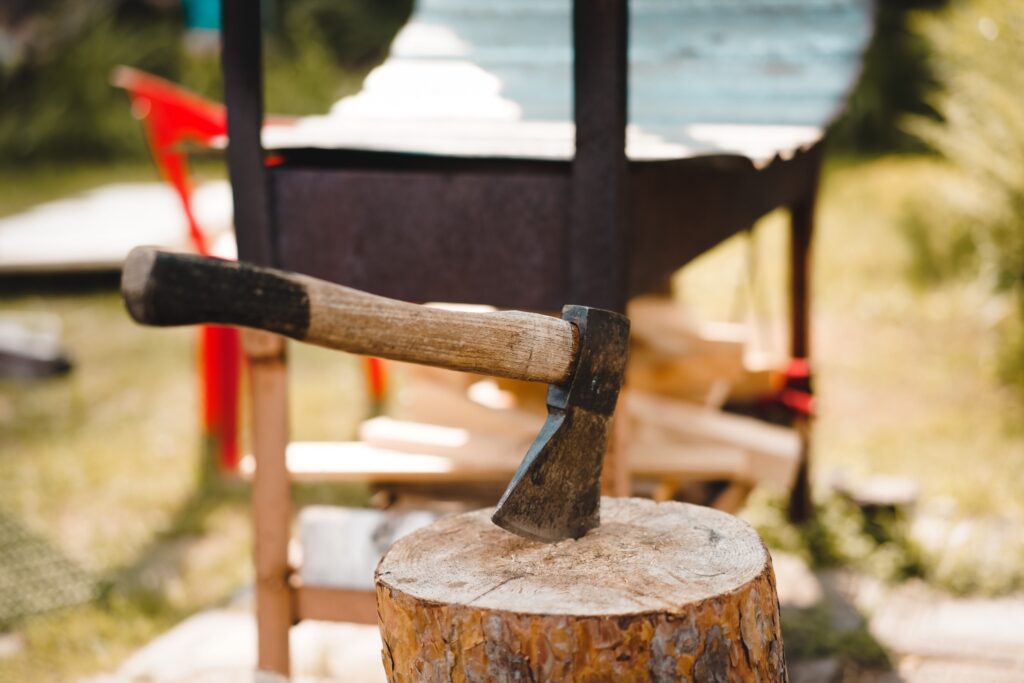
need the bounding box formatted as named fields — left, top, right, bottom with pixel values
left=365, top=357, right=387, bottom=416
left=112, top=67, right=227, bottom=254
left=200, top=325, right=242, bottom=469
left=779, top=358, right=814, bottom=417
left=113, top=66, right=237, bottom=470
left=113, top=67, right=389, bottom=470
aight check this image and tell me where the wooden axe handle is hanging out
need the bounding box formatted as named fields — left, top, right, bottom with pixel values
left=122, top=247, right=578, bottom=385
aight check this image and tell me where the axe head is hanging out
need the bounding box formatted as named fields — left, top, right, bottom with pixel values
left=491, top=305, right=630, bottom=542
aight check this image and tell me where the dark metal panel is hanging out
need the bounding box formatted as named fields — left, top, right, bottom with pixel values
left=271, top=147, right=567, bottom=176
left=627, top=145, right=823, bottom=298
left=570, top=0, right=629, bottom=312
left=270, top=167, right=570, bottom=310
left=221, top=0, right=274, bottom=266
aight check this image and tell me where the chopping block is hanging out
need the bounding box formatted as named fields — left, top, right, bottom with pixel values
left=376, top=497, right=788, bottom=682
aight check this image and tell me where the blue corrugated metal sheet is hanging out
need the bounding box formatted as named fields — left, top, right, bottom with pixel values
left=268, top=0, right=873, bottom=160
left=401, top=0, right=871, bottom=127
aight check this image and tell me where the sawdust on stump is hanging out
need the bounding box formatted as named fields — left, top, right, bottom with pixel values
left=375, top=496, right=787, bottom=682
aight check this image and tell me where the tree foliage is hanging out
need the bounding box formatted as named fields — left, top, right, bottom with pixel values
left=0, top=0, right=411, bottom=163
left=907, top=0, right=1024, bottom=390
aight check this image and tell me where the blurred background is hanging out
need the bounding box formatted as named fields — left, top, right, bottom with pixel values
left=1, top=1, right=1022, bottom=681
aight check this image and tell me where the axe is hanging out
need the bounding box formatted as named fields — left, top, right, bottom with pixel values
left=121, top=246, right=629, bottom=542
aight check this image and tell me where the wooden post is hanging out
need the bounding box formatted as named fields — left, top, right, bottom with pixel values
left=377, top=497, right=788, bottom=681
left=243, top=331, right=293, bottom=676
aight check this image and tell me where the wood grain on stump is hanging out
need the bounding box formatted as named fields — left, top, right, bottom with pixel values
left=375, top=497, right=787, bottom=682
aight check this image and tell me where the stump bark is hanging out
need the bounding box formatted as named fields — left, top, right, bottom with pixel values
left=375, top=497, right=787, bottom=682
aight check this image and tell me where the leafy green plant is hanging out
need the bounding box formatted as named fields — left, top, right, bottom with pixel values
left=748, top=493, right=927, bottom=584
left=782, top=605, right=891, bottom=670
left=828, top=0, right=948, bottom=153
left=0, top=0, right=411, bottom=163
left=906, top=0, right=1024, bottom=391
left=0, top=9, right=180, bottom=161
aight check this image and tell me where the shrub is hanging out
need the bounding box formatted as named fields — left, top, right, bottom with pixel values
left=906, top=0, right=1024, bottom=391
left=0, top=0, right=411, bottom=163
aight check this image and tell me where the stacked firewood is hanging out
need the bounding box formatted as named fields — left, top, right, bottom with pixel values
left=362, top=296, right=800, bottom=511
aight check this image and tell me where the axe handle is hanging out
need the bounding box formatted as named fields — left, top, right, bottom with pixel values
left=122, top=246, right=577, bottom=385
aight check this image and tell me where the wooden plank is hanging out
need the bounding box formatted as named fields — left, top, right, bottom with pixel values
left=239, top=441, right=519, bottom=484
left=359, top=416, right=532, bottom=464
left=627, top=390, right=799, bottom=488
left=241, top=332, right=292, bottom=675
left=238, top=428, right=763, bottom=486
left=626, top=298, right=779, bottom=403
left=628, top=342, right=776, bottom=406
left=629, top=420, right=748, bottom=481
left=627, top=295, right=748, bottom=357
left=628, top=391, right=798, bottom=459
left=396, top=379, right=545, bottom=436
left=291, top=583, right=379, bottom=626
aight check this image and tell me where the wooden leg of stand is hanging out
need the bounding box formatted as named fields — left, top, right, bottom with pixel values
left=244, top=331, right=293, bottom=677
left=712, top=481, right=754, bottom=514
left=788, top=165, right=819, bottom=523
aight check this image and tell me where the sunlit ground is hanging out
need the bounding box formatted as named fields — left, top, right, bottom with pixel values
left=0, top=154, right=1022, bottom=679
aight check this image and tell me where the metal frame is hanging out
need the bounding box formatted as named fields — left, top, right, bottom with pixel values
left=221, top=0, right=822, bottom=675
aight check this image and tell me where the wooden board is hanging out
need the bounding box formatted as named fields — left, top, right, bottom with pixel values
left=239, top=419, right=774, bottom=489
left=628, top=390, right=800, bottom=488
left=627, top=295, right=782, bottom=404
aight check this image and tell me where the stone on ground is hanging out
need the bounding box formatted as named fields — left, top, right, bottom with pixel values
left=82, top=608, right=385, bottom=683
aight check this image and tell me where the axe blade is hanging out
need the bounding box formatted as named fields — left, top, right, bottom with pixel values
left=492, top=306, right=630, bottom=542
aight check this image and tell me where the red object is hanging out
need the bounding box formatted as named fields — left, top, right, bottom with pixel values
left=114, top=67, right=390, bottom=468
left=112, top=67, right=228, bottom=255
left=200, top=325, right=242, bottom=469
left=365, top=357, right=387, bottom=416
left=779, top=358, right=815, bottom=417
left=113, top=67, right=239, bottom=470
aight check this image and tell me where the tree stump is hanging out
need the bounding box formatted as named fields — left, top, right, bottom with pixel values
left=375, top=497, right=787, bottom=682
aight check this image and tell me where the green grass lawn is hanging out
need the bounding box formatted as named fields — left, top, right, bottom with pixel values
left=0, top=282, right=369, bottom=680
left=0, top=154, right=1021, bottom=679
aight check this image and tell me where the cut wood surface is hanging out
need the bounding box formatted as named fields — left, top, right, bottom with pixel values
left=376, top=497, right=787, bottom=682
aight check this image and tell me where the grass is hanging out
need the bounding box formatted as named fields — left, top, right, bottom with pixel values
left=0, top=283, right=369, bottom=680
left=0, top=153, right=1022, bottom=678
